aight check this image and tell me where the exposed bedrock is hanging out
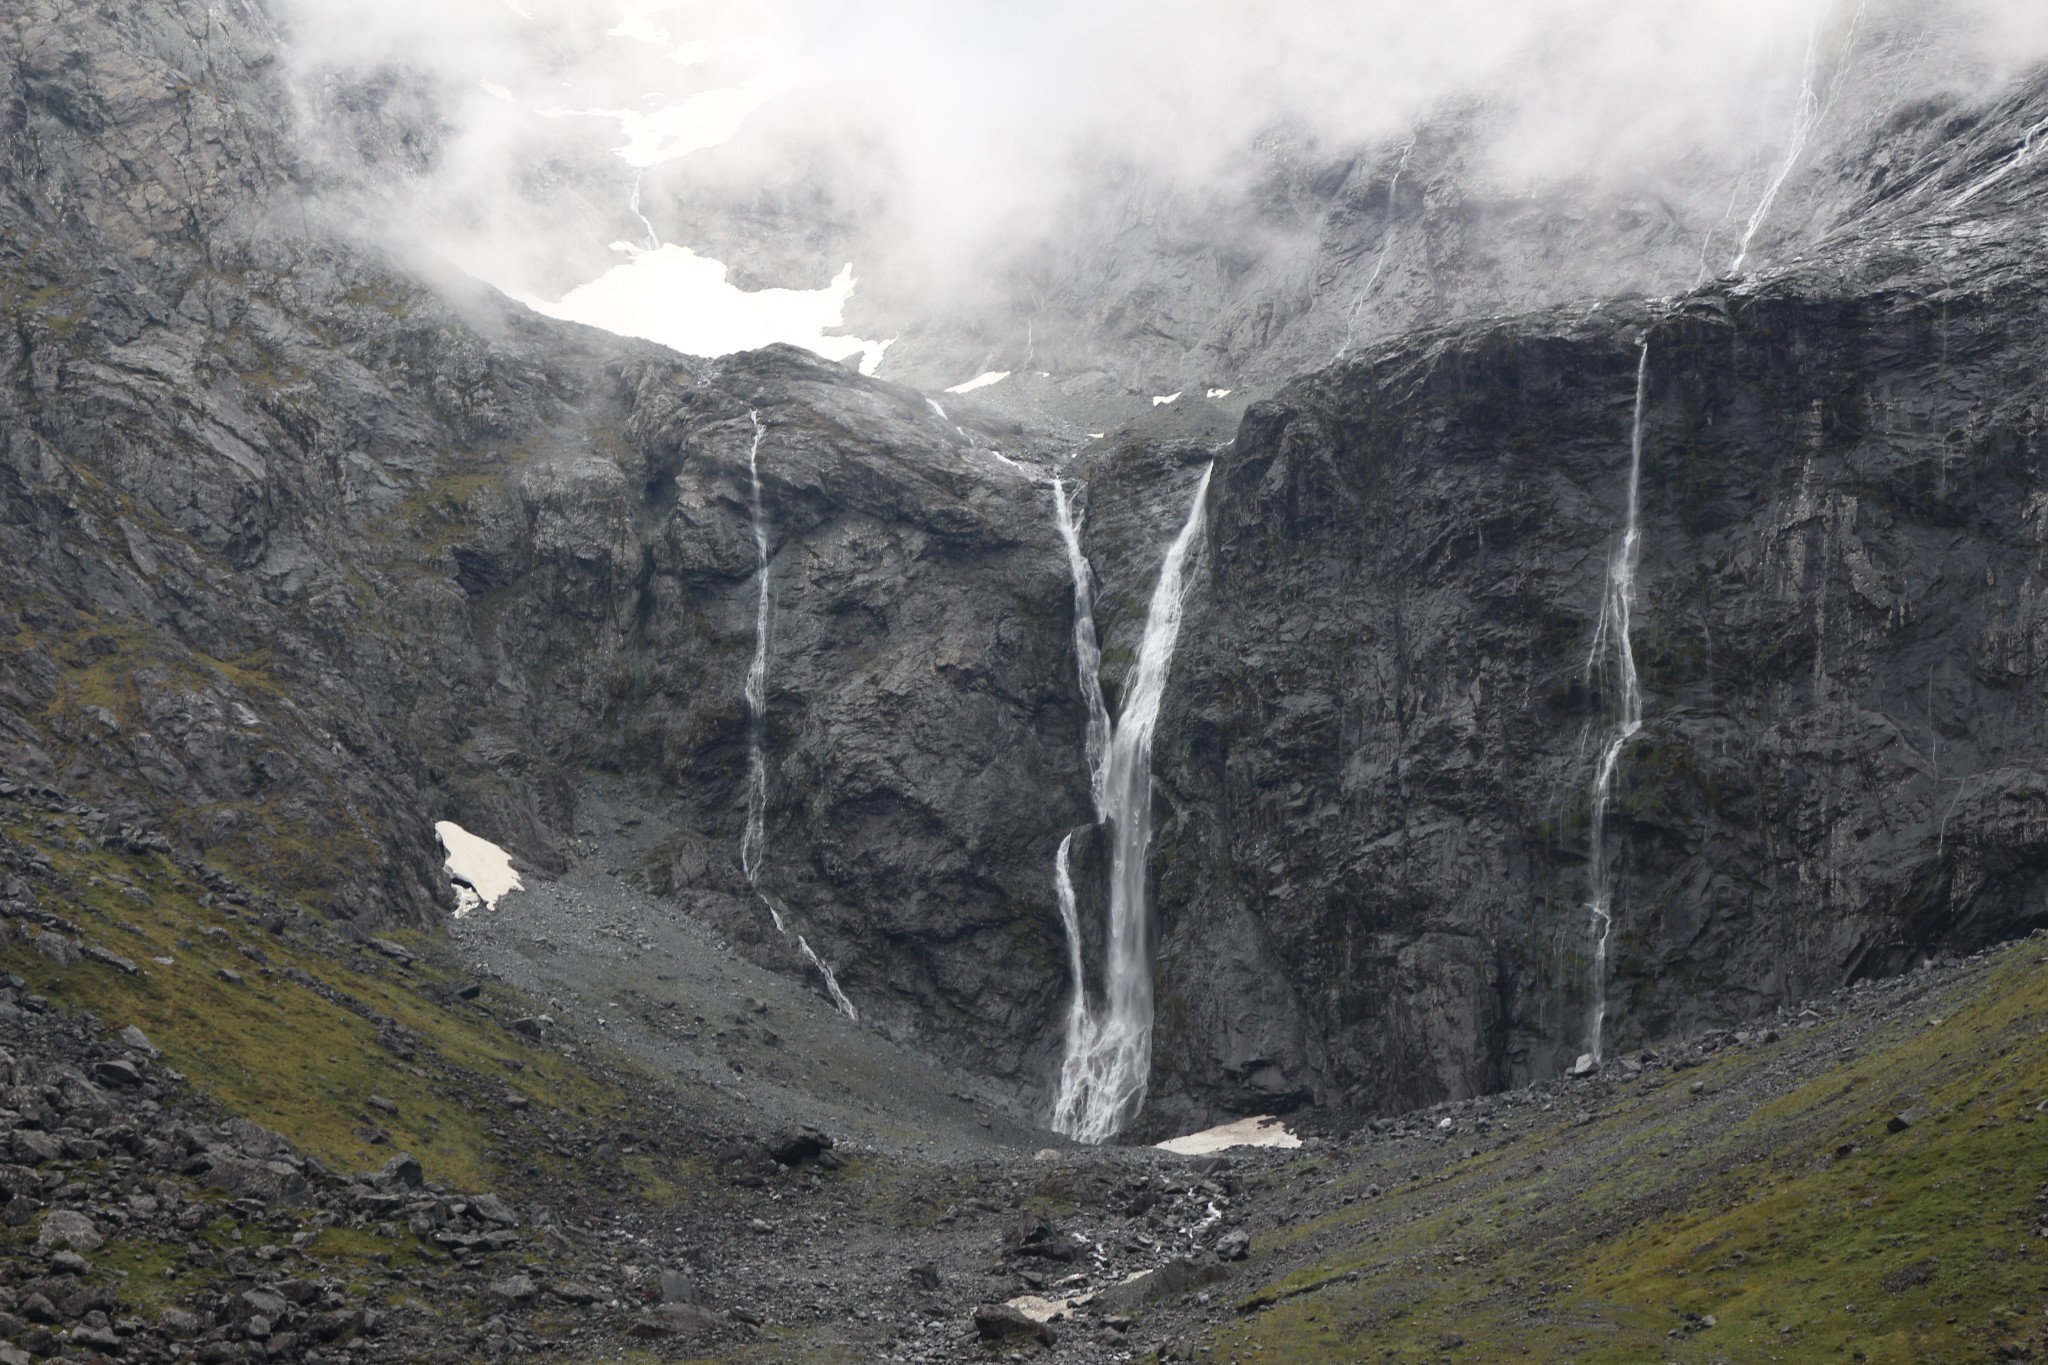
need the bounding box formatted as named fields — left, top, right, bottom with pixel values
left=1141, top=216, right=2048, bottom=1128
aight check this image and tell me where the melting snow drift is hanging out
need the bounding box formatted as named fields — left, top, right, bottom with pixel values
left=945, top=370, right=1011, bottom=394
left=435, top=820, right=523, bottom=914
left=515, top=252, right=889, bottom=373
left=1155, top=1116, right=1302, bottom=1156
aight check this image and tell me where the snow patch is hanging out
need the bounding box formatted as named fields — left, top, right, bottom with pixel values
left=1151, top=391, right=1183, bottom=406
left=435, top=821, right=523, bottom=914
left=945, top=370, right=1011, bottom=395
left=1155, top=1116, right=1301, bottom=1156
left=1206, top=387, right=1232, bottom=399
left=513, top=250, right=890, bottom=371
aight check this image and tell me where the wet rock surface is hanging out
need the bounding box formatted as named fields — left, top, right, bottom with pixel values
left=7, top=0, right=2048, bottom=1242
left=1141, top=70, right=2048, bottom=1123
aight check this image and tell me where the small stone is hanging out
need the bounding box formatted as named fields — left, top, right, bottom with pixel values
left=119, top=1025, right=159, bottom=1056
left=48, top=1250, right=91, bottom=1275
left=239, top=1288, right=289, bottom=1322
left=368, top=938, right=413, bottom=964
left=1216, top=1229, right=1251, bottom=1262
left=69, top=1324, right=120, bottom=1350
left=469, top=1192, right=516, bottom=1225
left=12, top=1131, right=60, bottom=1165
left=765, top=1125, right=833, bottom=1165
left=1888, top=1108, right=1928, bottom=1133
left=366, top=1094, right=398, bottom=1116
left=36, top=1210, right=103, bottom=1253
left=32, top=934, right=80, bottom=968
left=81, top=945, right=139, bottom=975
left=485, top=1274, right=536, bottom=1306
left=748, top=1218, right=772, bottom=1234
left=373, top=1153, right=423, bottom=1189
left=1569, top=1053, right=1598, bottom=1077
left=217, top=968, right=244, bottom=985
left=974, top=1303, right=1055, bottom=1346
left=658, top=1269, right=703, bottom=1305
left=91, top=1059, right=142, bottom=1088
left=906, top=1263, right=941, bottom=1291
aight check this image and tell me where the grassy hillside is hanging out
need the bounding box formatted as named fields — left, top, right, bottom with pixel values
left=0, top=788, right=627, bottom=1190
left=1199, top=939, right=2048, bottom=1364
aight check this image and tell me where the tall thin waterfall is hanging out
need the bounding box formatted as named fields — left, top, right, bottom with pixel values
left=1052, top=464, right=1214, bottom=1142
left=628, top=176, right=660, bottom=252
left=1580, top=344, right=1650, bottom=1066
left=1053, top=478, right=1112, bottom=814
left=740, top=412, right=773, bottom=885
left=1730, top=17, right=1820, bottom=275
left=1334, top=140, right=1414, bottom=363
left=737, top=410, right=858, bottom=1022
left=1052, top=832, right=1091, bottom=1055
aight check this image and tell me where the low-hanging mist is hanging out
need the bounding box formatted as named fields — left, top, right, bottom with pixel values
left=273, top=0, right=2048, bottom=373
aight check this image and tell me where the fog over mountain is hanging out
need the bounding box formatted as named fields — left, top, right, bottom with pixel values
left=9, top=0, right=2048, bottom=1357
left=272, top=0, right=2048, bottom=375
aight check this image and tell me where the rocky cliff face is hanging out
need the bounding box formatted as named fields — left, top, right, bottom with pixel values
left=1138, top=67, right=2048, bottom=1126
left=9, top=0, right=2048, bottom=1135
left=0, top=0, right=1094, bottom=1086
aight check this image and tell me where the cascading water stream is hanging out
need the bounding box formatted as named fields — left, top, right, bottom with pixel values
left=1730, top=17, right=1821, bottom=275
left=738, top=410, right=858, bottom=1022
left=1051, top=464, right=1214, bottom=1143
left=1948, top=111, right=2048, bottom=213
left=628, top=175, right=660, bottom=252
left=1334, top=140, right=1414, bottom=362
left=740, top=411, right=772, bottom=885
left=1579, top=343, right=1650, bottom=1067
left=1053, top=478, right=1112, bottom=813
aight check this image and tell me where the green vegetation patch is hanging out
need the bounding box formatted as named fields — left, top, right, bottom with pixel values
left=1210, top=941, right=2048, bottom=1364
left=1, top=816, right=625, bottom=1191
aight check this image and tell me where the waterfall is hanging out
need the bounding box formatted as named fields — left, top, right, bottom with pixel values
left=628, top=175, right=660, bottom=252
left=1730, top=18, right=1820, bottom=275
left=737, top=410, right=858, bottom=1022
left=740, top=411, right=772, bottom=884
left=1580, top=344, right=1650, bottom=1067
left=1334, top=140, right=1414, bottom=362
left=1052, top=463, right=1215, bottom=1143
left=1053, top=478, right=1112, bottom=813
left=796, top=931, right=860, bottom=1020
left=1948, top=111, right=2048, bottom=213
left=1052, top=832, right=1094, bottom=1058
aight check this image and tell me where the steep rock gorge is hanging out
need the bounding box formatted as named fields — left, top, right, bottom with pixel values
left=9, top=0, right=2048, bottom=1136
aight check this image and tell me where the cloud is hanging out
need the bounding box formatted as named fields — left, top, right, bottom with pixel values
left=271, top=0, right=2048, bottom=361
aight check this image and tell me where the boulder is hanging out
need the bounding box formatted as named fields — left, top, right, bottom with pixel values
left=973, top=1303, right=1055, bottom=1346
left=1093, top=1255, right=1230, bottom=1313
left=764, top=1125, right=833, bottom=1166
left=485, top=1274, right=536, bottom=1307
left=35, top=1210, right=103, bottom=1253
